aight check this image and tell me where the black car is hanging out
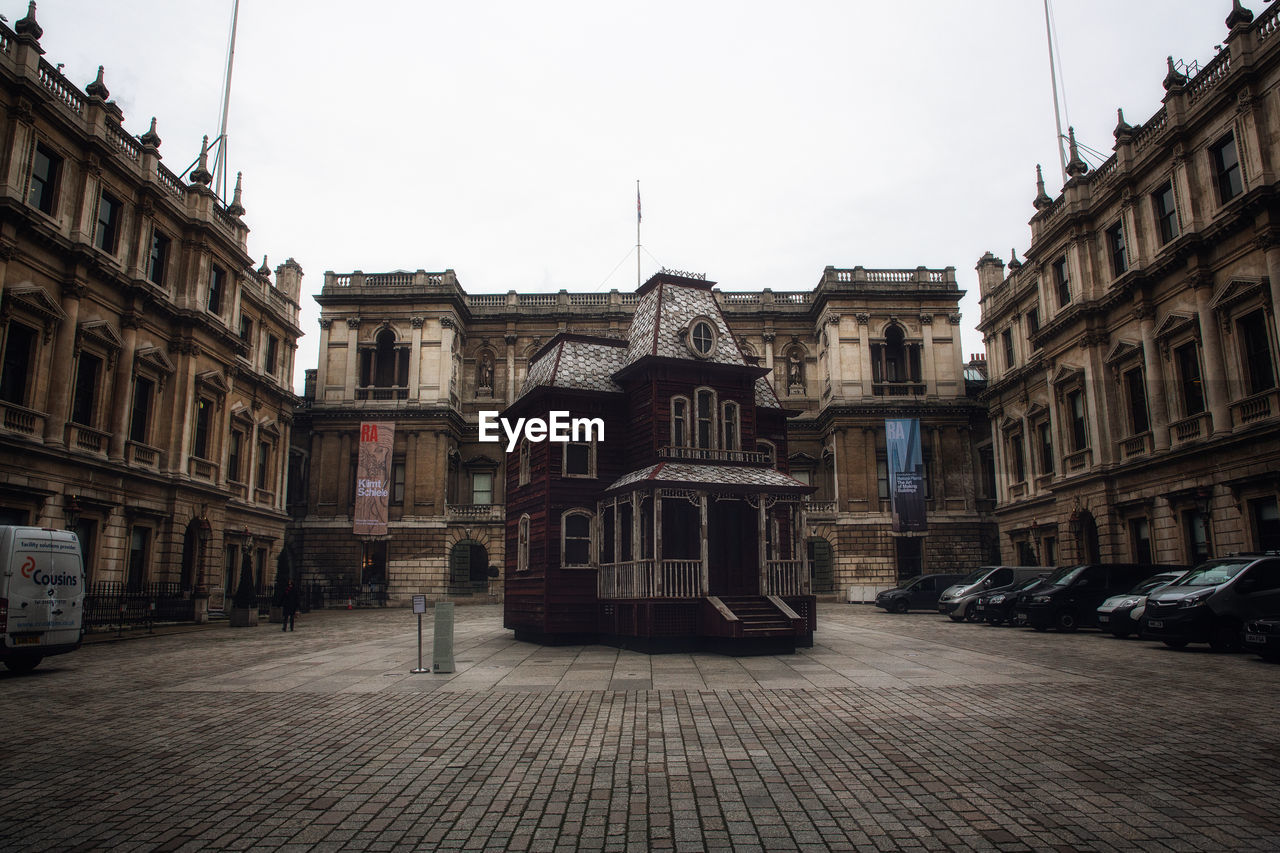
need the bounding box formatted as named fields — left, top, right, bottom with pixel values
left=1242, top=616, right=1280, bottom=662
left=1025, top=563, right=1188, bottom=632
left=874, top=573, right=966, bottom=613
left=974, top=575, right=1048, bottom=626
left=1142, top=554, right=1280, bottom=651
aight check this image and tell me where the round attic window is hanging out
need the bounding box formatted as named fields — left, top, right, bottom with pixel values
left=689, top=320, right=716, bottom=357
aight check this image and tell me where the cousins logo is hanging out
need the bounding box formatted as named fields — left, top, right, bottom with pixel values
left=20, top=556, right=78, bottom=587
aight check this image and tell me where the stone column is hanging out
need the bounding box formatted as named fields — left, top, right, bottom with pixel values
left=856, top=314, right=872, bottom=398
left=343, top=318, right=359, bottom=400
left=277, top=420, right=291, bottom=512
left=409, top=317, right=424, bottom=401
left=338, top=431, right=353, bottom=515
left=216, top=375, right=235, bottom=488
left=505, top=333, right=517, bottom=402
left=931, top=426, right=946, bottom=503
left=1192, top=276, right=1230, bottom=435
left=1138, top=305, right=1171, bottom=450
left=1081, top=336, right=1108, bottom=464
left=43, top=281, right=85, bottom=445
left=439, top=317, right=457, bottom=403
left=308, top=432, right=324, bottom=512
left=403, top=431, right=417, bottom=516
left=315, top=318, right=332, bottom=394
left=107, top=312, right=140, bottom=461
left=824, top=315, right=842, bottom=398
left=920, top=314, right=936, bottom=396
left=989, top=416, right=1007, bottom=505
left=245, top=416, right=261, bottom=500
left=1262, top=237, right=1280, bottom=360
left=762, top=331, right=775, bottom=374
left=949, top=313, right=965, bottom=394
left=169, top=343, right=199, bottom=475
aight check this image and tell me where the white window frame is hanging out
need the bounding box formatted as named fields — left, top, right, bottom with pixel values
left=560, top=508, right=595, bottom=568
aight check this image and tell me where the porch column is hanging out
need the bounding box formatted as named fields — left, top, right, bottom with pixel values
left=631, top=492, right=643, bottom=596
left=757, top=494, right=768, bottom=595
left=612, top=497, right=621, bottom=577
left=798, top=502, right=811, bottom=595
left=698, top=491, right=709, bottom=596
left=653, top=494, right=663, bottom=597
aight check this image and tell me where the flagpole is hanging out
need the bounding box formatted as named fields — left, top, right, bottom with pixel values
left=636, top=179, right=641, bottom=289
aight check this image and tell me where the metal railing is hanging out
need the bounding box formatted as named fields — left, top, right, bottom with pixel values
left=83, top=581, right=195, bottom=633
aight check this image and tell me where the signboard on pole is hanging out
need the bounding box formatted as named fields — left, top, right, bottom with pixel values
left=885, top=418, right=927, bottom=532
left=353, top=421, right=395, bottom=536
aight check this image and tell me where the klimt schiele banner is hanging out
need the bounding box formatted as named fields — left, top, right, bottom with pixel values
left=354, top=422, right=395, bottom=536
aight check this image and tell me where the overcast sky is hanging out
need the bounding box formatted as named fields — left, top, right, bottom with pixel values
left=28, top=1, right=1236, bottom=391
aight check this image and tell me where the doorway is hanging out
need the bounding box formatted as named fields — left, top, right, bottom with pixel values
left=708, top=499, right=758, bottom=596
left=449, top=540, right=489, bottom=594
left=808, top=536, right=834, bottom=593
left=895, top=537, right=922, bottom=583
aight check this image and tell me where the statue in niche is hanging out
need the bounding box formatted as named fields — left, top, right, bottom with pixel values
left=787, top=351, right=804, bottom=394
left=478, top=353, right=494, bottom=396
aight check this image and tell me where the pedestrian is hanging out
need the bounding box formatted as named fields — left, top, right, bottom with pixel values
left=282, top=581, right=299, bottom=632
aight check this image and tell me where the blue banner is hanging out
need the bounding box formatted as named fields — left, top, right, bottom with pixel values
left=886, top=418, right=927, bottom=532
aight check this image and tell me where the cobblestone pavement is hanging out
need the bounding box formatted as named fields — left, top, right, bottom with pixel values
left=2, top=603, right=1278, bottom=852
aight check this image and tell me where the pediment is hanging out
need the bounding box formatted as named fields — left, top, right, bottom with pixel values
left=999, top=415, right=1021, bottom=432
left=1050, top=363, right=1084, bottom=386
left=78, top=320, right=123, bottom=354
left=788, top=451, right=819, bottom=464
left=1104, top=339, right=1142, bottom=365
left=229, top=401, right=253, bottom=424
left=3, top=284, right=66, bottom=325
left=1154, top=311, right=1197, bottom=341
left=195, top=368, right=229, bottom=395
left=1211, top=277, right=1266, bottom=312
left=1025, top=401, right=1049, bottom=419
left=134, top=345, right=175, bottom=375
left=259, top=420, right=281, bottom=440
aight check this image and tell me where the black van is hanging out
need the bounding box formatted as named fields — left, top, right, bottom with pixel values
left=1024, top=564, right=1188, bottom=632
left=1142, top=554, right=1280, bottom=651
left=874, top=573, right=966, bottom=613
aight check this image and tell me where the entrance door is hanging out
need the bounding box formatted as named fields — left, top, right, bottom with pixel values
left=895, top=537, right=922, bottom=583
left=708, top=499, right=758, bottom=596
left=808, top=536, right=834, bottom=593
left=449, top=540, right=488, bottom=594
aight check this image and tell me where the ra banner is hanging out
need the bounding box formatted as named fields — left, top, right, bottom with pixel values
left=885, top=418, right=927, bottom=532
left=353, top=421, right=395, bottom=536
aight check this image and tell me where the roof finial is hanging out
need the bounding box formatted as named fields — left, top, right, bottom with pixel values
left=189, top=135, right=213, bottom=186
left=140, top=117, right=161, bottom=149
left=258, top=255, right=271, bottom=277
left=86, top=65, right=109, bottom=100
left=1008, top=248, right=1022, bottom=271
left=15, top=1, right=42, bottom=41
left=1227, top=0, right=1254, bottom=30
left=1163, top=56, right=1188, bottom=92
left=1065, top=126, right=1088, bottom=178
left=1113, top=108, right=1134, bottom=143
left=1033, top=164, right=1053, bottom=211
left=226, top=171, right=245, bottom=217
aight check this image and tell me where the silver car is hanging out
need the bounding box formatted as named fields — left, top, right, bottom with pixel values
left=938, top=566, right=1048, bottom=622
left=1096, top=571, right=1186, bottom=638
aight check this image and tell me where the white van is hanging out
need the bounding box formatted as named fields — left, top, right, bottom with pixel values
left=1, top=526, right=85, bottom=673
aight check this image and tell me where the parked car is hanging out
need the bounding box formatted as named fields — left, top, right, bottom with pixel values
left=1242, top=616, right=1280, bottom=662
left=874, top=573, right=966, bottom=613
left=938, top=566, right=1046, bottom=622
left=1096, top=571, right=1186, bottom=638
left=1141, top=553, right=1280, bottom=652
left=1, top=526, right=85, bottom=673
left=977, top=575, right=1049, bottom=626
left=1025, top=563, right=1188, bottom=632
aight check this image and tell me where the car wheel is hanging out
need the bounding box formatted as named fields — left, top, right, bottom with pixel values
left=965, top=608, right=982, bottom=624
left=1208, top=620, right=1241, bottom=653
left=1163, top=639, right=1189, bottom=649
left=3, top=655, right=43, bottom=674
left=948, top=611, right=964, bottom=622
left=1056, top=611, right=1078, bottom=633
left=987, top=616, right=1004, bottom=626
left=1110, top=629, right=1130, bottom=639
left=891, top=599, right=908, bottom=614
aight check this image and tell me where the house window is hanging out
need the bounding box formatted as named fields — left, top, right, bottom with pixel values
left=721, top=401, right=740, bottom=451
left=1066, top=389, right=1088, bottom=451
left=1239, top=310, right=1276, bottom=395
left=1052, top=257, right=1071, bottom=308
left=1210, top=133, right=1243, bottom=204
left=239, top=314, right=253, bottom=343
left=876, top=458, right=889, bottom=500
left=392, top=461, right=405, bottom=505
left=1153, top=182, right=1179, bottom=244
left=563, top=440, right=593, bottom=477
left=871, top=325, right=921, bottom=388
left=127, top=526, right=150, bottom=590
left=359, top=328, right=409, bottom=390
left=0, top=321, right=37, bottom=405
left=1008, top=431, right=1026, bottom=483
left=472, top=471, right=494, bottom=504
left=562, top=511, right=593, bottom=567
left=1042, top=536, right=1057, bottom=566
left=227, top=430, right=244, bottom=482
left=94, top=191, right=121, bottom=254
left=1107, top=222, right=1128, bottom=277
left=689, top=320, right=715, bottom=357
left=792, top=469, right=812, bottom=487
left=757, top=440, right=776, bottom=467
left=671, top=396, right=689, bottom=448
left=71, top=352, right=102, bottom=426
left=208, top=265, right=225, bottom=315
left=129, top=376, right=154, bottom=444
left=1250, top=497, right=1280, bottom=551
left=147, top=231, right=170, bottom=286
left=1124, top=367, right=1150, bottom=435
left=1036, top=420, right=1054, bottom=475
left=28, top=144, right=62, bottom=215
left=695, top=388, right=716, bottom=449
left=1130, top=517, right=1153, bottom=564
left=1175, top=343, right=1205, bottom=416
left=256, top=441, right=271, bottom=490
left=193, top=398, right=213, bottom=460
left=517, top=514, right=530, bottom=572
left=518, top=440, right=530, bottom=486
left=1002, top=329, right=1015, bottom=370
left=265, top=335, right=279, bottom=376
left=1027, top=308, right=1041, bottom=350
left=1184, top=510, right=1212, bottom=563
left=600, top=505, right=615, bottom=564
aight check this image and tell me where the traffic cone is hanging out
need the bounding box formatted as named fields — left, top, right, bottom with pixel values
left=347, top=597, right=353, bottom=610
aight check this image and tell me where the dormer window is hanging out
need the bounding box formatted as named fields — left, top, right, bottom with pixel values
left=688, top=319, right=716, bottom=357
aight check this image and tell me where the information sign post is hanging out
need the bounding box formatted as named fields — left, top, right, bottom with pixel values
left=410, top=594, right=429, bottom=674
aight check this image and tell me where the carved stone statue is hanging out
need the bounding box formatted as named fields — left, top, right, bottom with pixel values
left=478, top=353, right=494, bottom=393
left=787, top=352, right=803, bottom=389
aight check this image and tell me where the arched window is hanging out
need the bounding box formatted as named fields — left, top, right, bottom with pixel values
left=358, top=328, right=409, bottom=396
left=518, top=439, right=530, bottom=486
left=757, top=439, right=776, bottom=468
left=517, top=514, right=530, bottom=572
left=871, top=324, right=921, bottom=394
left=561, top=509, right=594, bottom=567
left=671, top=396, right=690, bottom=448
left=721, top=401, right=740, bottom=451
left=695, top=387, right=717, bottom=450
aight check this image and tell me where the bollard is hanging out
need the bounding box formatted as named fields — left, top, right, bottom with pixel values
left=432, top=601, right=455, bottom=674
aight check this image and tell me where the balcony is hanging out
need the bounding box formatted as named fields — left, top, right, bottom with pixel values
left=871, top=382, right=926, bottom=397
left=805, top=501, right=837, bottom=519
left=126, top=441, right=162, bottom=469
left=1171, top=412, right=1210, bottom=446
left=228, top=481, right=249, bottom=500
left=657, top=446, right=772, bottom=465
left=1231, top=388, right=1278, bottom=429
left=1008, top=482, right=1028, bottom=500
left=67, top=423, right=109, bottom=456
left=255, top=488, right=275, bottom=504
left=0, top=401, right=44, bottom=438
left=445, top=504, right=504, bottom=523
left=188, top=456, right=219, bottom=481
left=1118, top=432, right=1151, bottom=461
left=1064, top=448, right=1092, bottom=473
left=355, top=386, right=409, bottom=401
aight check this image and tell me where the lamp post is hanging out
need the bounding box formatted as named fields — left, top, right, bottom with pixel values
left=63, top=494, right=82, bottom=532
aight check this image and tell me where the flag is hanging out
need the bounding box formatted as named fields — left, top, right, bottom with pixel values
left=637, top=184, right=641, bottom=223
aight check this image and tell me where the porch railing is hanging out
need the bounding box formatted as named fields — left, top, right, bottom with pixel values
left=661, top=559, right=705, bottom=598
left=598, top=560, right=655, bottom=598
left=764, top=560, right=805, bottom=596
left=657, top=446, right=772, bottom=465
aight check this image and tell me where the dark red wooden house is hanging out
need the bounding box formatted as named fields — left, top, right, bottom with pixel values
left=503, top=271, right=816, bottom=653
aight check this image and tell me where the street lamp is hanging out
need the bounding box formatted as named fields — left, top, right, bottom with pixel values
left=63, top=495, right=82, bottom=531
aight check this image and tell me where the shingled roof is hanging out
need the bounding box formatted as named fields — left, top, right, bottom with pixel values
left=516, top=336, right=626, bottom=400
left=604, top=462, right=813, bottom=494
left=622, top=272, right=749, bottom=369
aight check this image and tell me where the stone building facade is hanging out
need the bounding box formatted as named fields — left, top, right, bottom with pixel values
left=977, top=4, right=1280, bottom=567
left=292, top=264, right=996, bottom=604
left=0, top=7, right=303, bottom=615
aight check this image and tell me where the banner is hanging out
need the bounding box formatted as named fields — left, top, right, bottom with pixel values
left=354, top=422, right=395, bottom=536
left=886, top=418, right=927, bottom=532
